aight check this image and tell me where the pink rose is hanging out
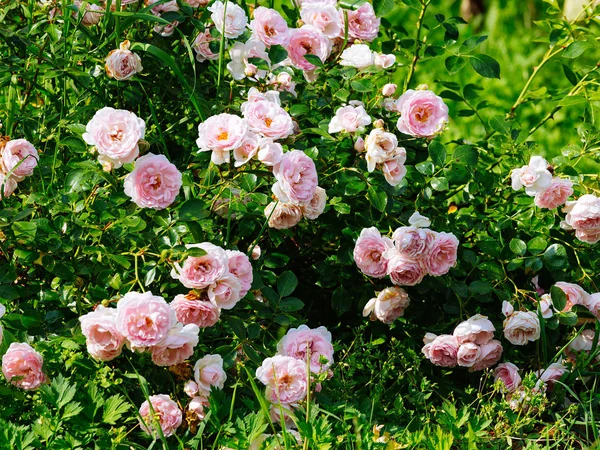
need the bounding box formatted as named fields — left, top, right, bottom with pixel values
left=82, top=107, right=146, bottom=170
left=425, top=232, right=459, bottom=276
left=364, top=128, right=399, bottom=172
left=233, top=132, right=260, bottom=167
left=243, top=101, right=294, bottom=140
left=208, top=0, right=247, bottom=39
left=362, top=286, right=410, bottom=324
left=493, top=362, right=521, bottom=393
left=569, top=329, right=596, bottom=353
left=272, top=150, right=318, bottom=204
left=555, top=281, right=589, bottom=311
left=2, top=343, right=47, bottom=390
left=251, top=245, right=261, bottom=260
left=226, top=250, right=253, bottom=297
left=265, top=201, right=303, bottom=229
left=105, top=40, right=143, bottom=81
left=300, top=3, right=343, bottom=39
left=193, top=29, right=220, bottom=62
left=277, top=325, right=334, bottom=373
left=354, top=137, right=365, bottom=152
left=171, top=242, right=229, bottom=289
left=386, top=251, right=426, bottom=286
left=115, top=291, right=176, bottom=348
left=396, top=89, right=449, bottom=138
left=256, top=355, right=308, bottom=404
left=563, top=194, right=600, bottom=230
left=328, top=105, right=371, bottom=134
left=536, top=362, right=568, bottom=391
left=575, top=228, right=600, bottom=244
left=227, top=40, right=270, bottom=80
left=456, top=342, right=480, bottom=368
left=382, top=153, right=407, bottom=187
left=79, top=305, right=126, bottom=361
left=382, top=83, right=397, bottom=97
left=392, top=226, right=433, bottom=258
left=424, top=334, right=459, bottom=367
left=301, top=186, right=327, bottom=220
left=74, top=0, right=103, bottom=26
left=470, top=339, right=503, bottom=371
left=197, top=113, right=248, bottom=153
left=251, top=7, right=289, bottom=46
left=536, top=294, right=554, bottom=318
left=534, top=178, right=573, bottom=209
left=374, top=53, right=395, bottom=69
left=503, top=311, right=540, bottom=346
left=188, top=396, right=210, bottom=420
left=0, top=173, right=18, bottom=199
left=453, top=314, right=495, bottom=345
left=353, top=227, right=393, bottom=278
left=207, top=274, right=242, bottom=310
left=286, top=26, right=332, bottom=72
left=194, top=354, right=227, bottom=395
left=269, top=71, right=297, bottom=96
left=257, top=138, right=284, bottom=166
left=511, top=156, right=553, bottom=196
left=1, top=139, right=39, bottom=181
left=184, top=380, right=199, bottom=397
left=584, top=292, right=600, bottom=319
left=151, top=323, right=200, bottom=366
left=123, top=153, right=182, bottom=210
left=139, top=394, right=182, bottom=437
left=346, top=3, right=380, bottom=42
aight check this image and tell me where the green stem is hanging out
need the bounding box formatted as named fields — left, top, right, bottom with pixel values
left=403, top=0, right=430, bottom=92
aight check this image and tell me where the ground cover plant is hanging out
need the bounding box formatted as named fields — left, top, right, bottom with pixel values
left=1, top=0, right=600, bottom=448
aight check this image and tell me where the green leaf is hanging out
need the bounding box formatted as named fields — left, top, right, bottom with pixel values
left=268, top=45, right=288, bottom=65
left=509, top=239, right=527, bottom=256
left=178, top=199, right=209, bottom=221
left=527, top=236, right=547, bottom=255
left=543, top=244, right=568, bottom=270
left=460, top=35, right=488, bottom=53
left=11, top=222, right=37, bottom=242
left=469, top=280, right=493, bottom=295
left=453, top=145, right=478, bottom=166
left=60, top=136, right=86, bottom=153
left=367, top=186, right=387, bottom=212
left=550, top=285, right=567, bottom=312
left=279, top=297, right=305, bottom=312
left=416, top=161, right=435, bottom=175
left=102, top=395, right=131, bottom=425
left=277, top=271, right=298, bottom=297
left=562, top=41, right=591, bottom=59
left=186, top=247, right=208, bottom=257
left=350, top=79, right=375, bottom=92
left=557, top=311, right=578, bottom=326
left=303, top=54, right=323, bottom=68
left=247, top=57, right=269, bottom=71
left=489, top=115, right=510, bottom=135
left=428, top=140, right=447, bottom=167
left=431, top=177, right=449, bottom=191
left=445, top=55, right=467, bottom=74
left=469, top=54, right=500, bottom=79
left=373, top=0, right=395, bottom=17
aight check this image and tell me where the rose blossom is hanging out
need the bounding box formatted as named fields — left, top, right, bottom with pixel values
left=470, top=339, right=503, bottom=371
left=456, top=342, right=480, bottom=368
left=209, top=0, right=247, bottom=39
left=74, top=0, right=103, bottom=26
left=251, top=7, right=289, bottom=46
left=386, top=251, right=427, bottom=286
left=2, top=343, right=47, bottom=390
left=346, top=2, right=380, bottom=41
left=207, top=274, right=242, bottom=310
left=511, top=156, right=553, bottom=196
left=409, top=211, right=431, bottom=228
left=353, top=227, right=393, bottom=278
left=301, top=186, right=327, bottom=220
left=251, top=245, right=261, bottom=260
left=339, top=44, right=375, bottom=70
left=268, top=71, right=297, bottom=96
left=575, top=228, right=600, bottom=244
left=382, top=153, right=408, bottom=187
left=503, top=310, right=540, bottom=346
left=286, top=26, right=332, bottom=72
left=563, top=194, right=600, bottom=231
left=115, top=291, right=176, bottom=349
left=184, top=380, right=199, bottom=397
left=555, top=281, right=589, bottom=310
left=392, top=226, right=433, bottom=258
left=186, top=0, right=209, bottom=6
left=194, top=354, right=227, bottom=395
left=139, top=395, right=182, bottom=437
left=300, top=3, right=343, bottom=39
left=364, top=128, right=399, bottom=172
left=257, top=138, right=284, bottom=166
left=243, top=101, right=293, bottom=140
left=197, top=114, right=248, bottom=155
left=0, top=173, right=18, bottom=199
left=328, top=105, right=371, bottom=134
left=193, top=29, right=220, bottom=62
left=226, top=249, right=253, bottom=297
left=534, top=178, right=573, bottom=209
left=569, top=329, right=596, bottom=353
left=584, top=292, right=600, bottom=319
left=277, top=325, right=334, bottom=373
left=150, top=323, right=199, bottom=366
left=424, top=334, right=459, bottom=367
left=362, top=286, right=410, bottom=324
left=79, top=305, right=126, bottom=361
left=188, top=396, right=210, bottom=420
left=453, top=314, right=496, bottom=345
left=396, top=89, right=449, bottom=138
left=536, top=294, right=554, bottom=318
left=227, top=40, right=270, bottom=80
left=105, top=40, right=143, bottom=81
left=171, top=243, right=229, bottom=289
left=256, top=355, right=308, bottom=404
left=425, top=232, right=459, bottom=277
left=272, top=150, right=318, bottom=204
left=82, top=107, right=146, bottom=170
left=374, top=53, right=396, bottom=69
left=536, top=362, right=568, bottom=390
left=265, top=201, right=303, bottom=229
left=233, top=132, right=260, bottom=167
left=123, top=153, right=182, bottom=209
left=493, top=362, right=521, bottom=393
left=421, top=332, right=438, bottom=358
left=1, top=139, right=38, bottom=181
left=242, top=87, right=281, bottom=108
left=382, top=83, right=397, bottom=97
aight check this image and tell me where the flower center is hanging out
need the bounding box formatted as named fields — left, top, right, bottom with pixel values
left=415, top=107, right=432, bottom=123
left=265, top=118, right=273, bottom=127
left=217, top=131, right=229, bottom=141
left=110, top=126, right=124, bottom=141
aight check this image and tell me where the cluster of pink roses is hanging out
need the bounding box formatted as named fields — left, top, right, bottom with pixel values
left=511, top=155, right=573, bottom=210
left=539, top=281, right=600, bottom=320
left=0, top=136, right=39, bottom=199
left=180, top=354, right=227, bottom=423
left=561, top=193, right=600, bottom=244
left=2, top=341, right=48, bottom=391
left=422, top=314, right=503, bottom=370
left=256, top=325, right=334, bottom=425
left=354, top=212, right=459, bottom=287
left=83, top=107, right=182, bottom=209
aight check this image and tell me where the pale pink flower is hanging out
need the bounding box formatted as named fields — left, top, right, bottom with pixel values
left=511, top=156, right=553, bottom=196
left=242, top=87, right=281, bottom=108
left=563, top=194, right=600, bottom=231
left=2, top=343, right=47, bottom=390
left=536, top=362, right=568, bottom=391
left=364, top=128, right=399, bottom=172
left=1, top=139, right=38, bottom=181
left=286, top=26, right=332, bottom=72
left=184, top=380, right=199, bottom=397
left=425, top=232, right=459, bottom=276
left=470, top=339, right=503, bottom=371
left=536, top=294, right=554, bottom=318
left=227, top=40, right=270, bottom=80
left=251, top=7, right=289, bottom=46
left=256, top=355, right=308, bottom=404
left=209, top=0, right=247, bottom=39
left=328, top=105, right=371, bottom=134
left=362, top=286, right=410, bottom=324
left=188, top=396, right=210, bottom=420
left=346, top=3, right=380, bottom=41
left=151, top=324, right=199, bottom=367
left=194, top=354, right=227, bottom=395
left=555, top=281, right=589, bottom=310
left=139, top=395, right=182, bottom=437
left=265, top=201, right=303, bottom=229
left=171, top=242, right=230, bottom=289
left=339, top=44, right=375, bottom=69
left=197, top=113, right=248, bottom=154
left=392, top=226, right=433, bottom=259
left=382, top=83, right=397, bottom=97
left=74, top=0, right=103, bottom=26
left=233, top=132, right=260, bottom=167
left=374, top=53, right=395, bottom=69
left=503, top=311, right=540, bottom=346
left=105, top=40, right=143, bottom=81
left=453, top=314, right=495, bottom=345
left=382, top=152, right=407, bottom=187
left=534, top=178, right=573, bottom=209
left=354, top=137, right=365, bottom=152
left=207, top=274, right=242, bottom=310
left=396, top=89, right=449, bottom=138
left=269, top=403, right=297, bottom=429
left=569, top=329, right=596, bottom=353
left=301, top=186, right=327, bottom=220
left=409, top=211, right=431, bottom=228
left=493, top=362, right=521, bottom=393
left=82, top=107, right=146, bottom=170
left=115, top=291, right=176, bottom=348
left=257, top=138, right=284, bottom=166
left=386, top=251, right=427, bottom=286
left=79, top=305, right=126, bottom=361
left=186, top=0, right=209, bottom=6
left=226, top=249, right=253, bottom=297
left=272, top=150, right=318, bottom=204
left=251, top=245, right=262, bottom=260
left=193, top=29, right=220, bottom=62
left=353, top=227, right=393, bottom=278
left=584, top=292, right=600, bottom=319
left=456, top=342, right=480, bottom=368
left=243, top=101, right=294, bottom=140
left=424, top=334, right=459, bottom=367
left=575, top=228, right=600, bottom=244
left=300, top=3, right=343, bottom=39
left=502, top=301, right=514, bottom=318
left=277, top=325, right=334, bottom=373
left=0, top=173, right=18, bottom=199
left=146, top=0, right=179, bottom=15
left=268, top=71, right=297, bottom=96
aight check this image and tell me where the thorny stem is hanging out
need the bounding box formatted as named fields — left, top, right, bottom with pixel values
left=403, top=0, right=430, bottom=92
